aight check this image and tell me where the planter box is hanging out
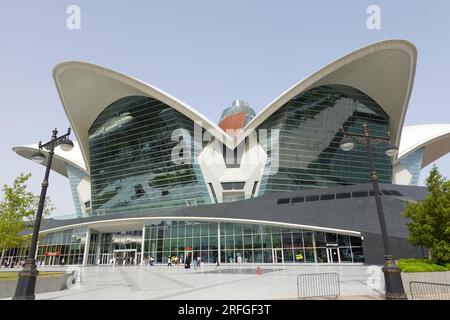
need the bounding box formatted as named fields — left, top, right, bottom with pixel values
left=0, top=272, right=74, bottom=299
left=401, top=271, right=450, bottom=299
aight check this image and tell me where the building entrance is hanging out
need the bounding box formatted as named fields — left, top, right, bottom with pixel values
left=114, top=249, right=137, bottom=265
left=101, top=253, right=113, bottom=265
left=272, top=249, right=283, bottom=264
left=327, top=248, right=340, bottom=263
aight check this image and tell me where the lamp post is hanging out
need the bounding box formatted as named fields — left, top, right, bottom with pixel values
left=340, top=123, right=407, bottom=300
left=13, top=128, right=74, bottom=300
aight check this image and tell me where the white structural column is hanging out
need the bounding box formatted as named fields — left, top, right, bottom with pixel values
left=141, top=223, right=146, bottom=265
left=95, top=233, right=102, bottom=265
left=82, top=228, right=91, bottom=266
left=217, top=222, right=221, bottom=264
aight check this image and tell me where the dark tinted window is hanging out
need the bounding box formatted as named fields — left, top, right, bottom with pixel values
left=320, top=194, right=335, bottom=201
left=336, top=192, right=351, bottom=199
left=221, top=182, right=234, bottom=190
left=305, top=195, right=320, bottom=202
left=277, top=198, right=291, bottom=205
left=292, top=196, right=305, bottom=203
left=352, top=191, right=368, bottom=198
left=221, top=182, right=245, bottom=190
left=233, top=182, right=245, bottom=190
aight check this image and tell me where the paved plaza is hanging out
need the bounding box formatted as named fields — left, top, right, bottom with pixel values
left=3, top=264, right=386, bottom=300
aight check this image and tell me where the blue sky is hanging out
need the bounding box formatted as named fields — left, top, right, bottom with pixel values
left=1, top=1, right=449, bottom=216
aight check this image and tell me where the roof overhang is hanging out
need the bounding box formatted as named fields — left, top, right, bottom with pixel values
left=12, top=142, right=87, bottom=177
left=53, top=62, right=233, bottom=173
left=52, top=40, right=417, bottom=173
left=397, top=124, right=450, bottom=168
left=239, top=40, right=417, bottom=154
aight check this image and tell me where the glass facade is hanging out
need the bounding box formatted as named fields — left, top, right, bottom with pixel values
left=143, top=220, right=364, bottom=264
left=89, top=95, right=210, bottom=215
left=3, top=221, right=364, bottom=266
left=35, top=227, right=88, bottom=265
left=398, top=147, right=424, bottom=185
left=66, top=164, right=87, bottom=217
left=99, top=231, right=142, bottom=265
left=257, top=84, right=391, bottom=194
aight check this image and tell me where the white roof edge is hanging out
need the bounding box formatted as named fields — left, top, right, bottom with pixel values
left=12, top=142, right=87, bottom=177
left=52, top=61, right=235, bottom=170
left=397, top=124, right=450, bottom=167
left=239, top=39, right=417, bottom=151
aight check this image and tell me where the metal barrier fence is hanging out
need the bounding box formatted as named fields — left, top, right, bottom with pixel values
left=409, top=281, right=450, bottom=300
left=297, top=273, right=340, bottom=299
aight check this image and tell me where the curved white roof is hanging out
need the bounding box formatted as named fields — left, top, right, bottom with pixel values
left=53, top=62, right=234, bottom=172
left=13, top=141, right=86, bottom=177
left=239, top=40, right=417, bottom=150
left=51, top=39, right=416, bottom=174
left=397, top=124, right=450, bottom=168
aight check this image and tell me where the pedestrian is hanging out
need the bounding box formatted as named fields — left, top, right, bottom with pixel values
left=149, top=256, right=154, bottom=266
left=61, top=258, right=65, bottom=267
left=215, top=257, right=220, bottom=269
left=237, top=255, right=242, bottom=266
left=196, top=256, right=201, bottom=268
left=167, top=256, right=172, bottom=267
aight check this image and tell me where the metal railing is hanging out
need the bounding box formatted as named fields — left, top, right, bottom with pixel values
left=297, top=273, right=340, bottom=299
left=409, top=281, right=450, bottom=300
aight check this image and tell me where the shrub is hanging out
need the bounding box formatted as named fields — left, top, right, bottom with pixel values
left=398, top=258, right=450, bottom=273
left=431, top=241, right=450, bottom=265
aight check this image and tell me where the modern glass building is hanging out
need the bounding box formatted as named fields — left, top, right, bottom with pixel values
left=9, top=40, right=450, bottom=266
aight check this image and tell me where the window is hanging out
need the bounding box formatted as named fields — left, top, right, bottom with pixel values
left=305, top=195, right=320, bottom=202
left=185, top=199, right=197, bottom=206
left=336, top=192, right=351, bottom=199
left=251, top=181, right=258, bottom=198
left=208, top=183, right=218, bottom=203
left=134, top=184, right=145, bottom=198
left=352, top=191, right=368, bottom=198
left=277, top=198, right=291, bottom=205
left=292, top=196, right=304, bottom=203
left=320, top=194, right=335, bottom=201
left=221, top=182, right=245, bottom=190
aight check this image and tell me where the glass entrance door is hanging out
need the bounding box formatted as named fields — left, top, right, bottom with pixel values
left=101, top=253, right=113, bottom=265
left=114, top=250, right=137, bottom=265
left=272, top=249, right=283, bottom=264
left=327, top=248, right=340, bottom=263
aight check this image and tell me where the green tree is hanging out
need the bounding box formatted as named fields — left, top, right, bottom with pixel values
left=0, top=173, right=54, bottom=264
left=403, top=165, right=450, bottom=264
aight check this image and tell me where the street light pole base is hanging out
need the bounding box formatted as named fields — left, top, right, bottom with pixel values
left=12, top=258, right=39, bottom=300
left=382, top=255, right=407, bottom=300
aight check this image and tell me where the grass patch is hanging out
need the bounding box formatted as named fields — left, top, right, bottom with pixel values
left=398, top=259, right=450, bottom=273
left=0, top=272, right=65, bottom=280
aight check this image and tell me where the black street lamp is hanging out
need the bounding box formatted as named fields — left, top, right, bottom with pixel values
left=340, top=123, right=407, bottom=300
left=13, top=128, right=74, bottom=300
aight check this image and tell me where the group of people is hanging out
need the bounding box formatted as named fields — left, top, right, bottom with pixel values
left=1, top=259, right=26, bottom=269
left=165, top=256, right=220, bottom=269
left=1, top=259, right=66, bottom=269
